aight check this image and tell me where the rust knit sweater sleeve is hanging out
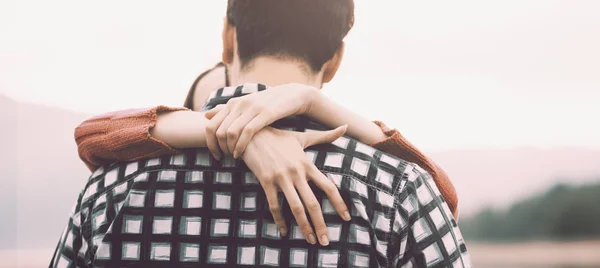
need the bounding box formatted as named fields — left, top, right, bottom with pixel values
left=74, top=106, right=188, bottom=171
left=370, top=121, right=459, bottom=219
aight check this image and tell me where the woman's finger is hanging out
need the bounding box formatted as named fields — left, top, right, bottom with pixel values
left=205, top=104, right=224, bottom=119
left=233, top=112, right=278, bottom=159
left=295, top=180, right=330, bottom=246
left=215, top=111, right=241, bottom=156
left=225, top=112, right=258, bottom=158
left=205, top=107, right=230, bottom=160
left=280, top=182, right=317, bottom=245
left=308, top=164, right=351, bottom=221
left=264, top=184, right=288, bottom=237
left=297, top=125, right=348, bottom=148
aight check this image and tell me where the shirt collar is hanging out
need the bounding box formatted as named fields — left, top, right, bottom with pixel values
left=200, top=83, right=268, bottom=112
left=199, top=83, right=328, bottom=133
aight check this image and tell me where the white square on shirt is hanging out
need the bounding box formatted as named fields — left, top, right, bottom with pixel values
left=412, top=218, right=432, bottom=242
left=376, top=169, right=394, bottom=188
left=241, top=83, right=259, bottom=94
left=318, top=250, right=339, bottom=268
left=180, top=243, right=200, bottom=262
left=133, top=173, right=148, bottom=182
left=355, top=142, right=376, bottom=157
left=123, top=215, right=143, bottom=234
left=238, top=246, right=256, bottom=265
left=195, top=151, right=211, bottom=166
left=291, top=225, right=304, bottom=240
left=146, top=157, right=161, bottom=167
left=181, top=217, right=201, bottom=235
left=417, top=185, right=434, bottom=206
left=208, top=245, right=228, bottom=264
left=325, top=153, right=344, bottom=168
left=239, top=220, right=257, bottom=238
left=442, top=233, right=458, bottom=254
left=373, top=212, right=390, bottom=232
left=170, top=154, right=186, bottom=166
left=212, top=219, right=230, bottom=237
left=155, top=190, right=175, bottom=207
left=153, top=217, right=173, bottom=234
left=262, top=247, right=280, bottom=266
left=96, top=242, right=111, bottom=260
left=351, top=158, right=370, bottom=176
left=380, top=154, right=400, bottom=168
left=158, top=170, right=177, bottom=181
left=150, top=243, right=171, bottom=261
left=290, top=249, right=307, bottom=267
left=328, top=225, right=342, bottom=242
left=184, top=190, right=203, bottom=208
left=215, top=172, right=233, bottom=184
left=377, top=191, right=395, bottom=208
left=262, top=222, right=281, bottom=239
left=423, top=243, right=442, bottom=266
left=214, top=192, right=232, bottom=210
left=104, top=168, right=118, bottom=188
left=82, top=181, right=98, bottom=201
left=430, top=207, right=445, bottom=230
left=122, top=242, right=141, bottom=260
left=240, top=193, right=257, bottom=211
left=221, top=86, right=236, bottom=97
left=244, top=173, right=259, bottom=184
left=332, top=136, right=349, bottom=149
left=321, top=199, right=336, bottom=215
left=350, top=251, right=370, bottom=267
left=125, top=162, right=138, bottom=176
left=186, top=171, right=203, bottom=183
left=113, top=181, right=128, bottom=196
left=351, top=225, right=370, bottom=245
left=351, top=180, right=369, bottom=198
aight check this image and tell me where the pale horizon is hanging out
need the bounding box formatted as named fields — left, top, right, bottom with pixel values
left=1, top=0, right=599, bottom=151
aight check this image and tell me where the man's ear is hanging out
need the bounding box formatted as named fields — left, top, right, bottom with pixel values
left=322, top=42, right=345, bottom=84
left=222, top=18, right=235, bottom=64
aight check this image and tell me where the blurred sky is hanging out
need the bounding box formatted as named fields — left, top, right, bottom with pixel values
left=1, top=0, right=599, bottom=151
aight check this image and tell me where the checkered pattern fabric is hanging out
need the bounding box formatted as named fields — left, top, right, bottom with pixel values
left=50, top=84, right=471, bottom=267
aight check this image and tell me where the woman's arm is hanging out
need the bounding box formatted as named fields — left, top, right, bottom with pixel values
left=305, top=91, right=388, bottom=145
left=75, top=106, right=204, bottom=171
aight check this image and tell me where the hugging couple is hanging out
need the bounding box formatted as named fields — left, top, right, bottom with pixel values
left=51, top=0, right=471, bottom=267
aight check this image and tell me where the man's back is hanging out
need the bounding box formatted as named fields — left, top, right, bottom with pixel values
left=51, top=87, right=471, bottom=268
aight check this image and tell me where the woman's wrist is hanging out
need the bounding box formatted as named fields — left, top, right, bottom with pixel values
left=304, top=88, right=326, bottom=118
left=151, top=110, right=209, bottom=148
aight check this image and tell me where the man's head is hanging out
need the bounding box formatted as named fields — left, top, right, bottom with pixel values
left=222, top=0, right=354, bottom=87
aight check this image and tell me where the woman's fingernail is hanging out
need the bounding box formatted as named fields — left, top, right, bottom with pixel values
left=321, top=235, right=330, bottom=246
left=233, top=151, right=239, bottom=159
left=308, top=234, right=317, bottom=244
left=280, top=227, right=287, bottom=236
left=343, top=211, right=351, bottom=221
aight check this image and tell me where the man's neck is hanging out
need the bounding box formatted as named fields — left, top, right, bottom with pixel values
left=232, top=57, right=322, bottom=88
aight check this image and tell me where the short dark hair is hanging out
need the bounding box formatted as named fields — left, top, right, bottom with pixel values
left=226, top=0, right=354, bottom=73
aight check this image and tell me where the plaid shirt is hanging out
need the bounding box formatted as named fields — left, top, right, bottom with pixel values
left=50, top=84, right=472, bottom=267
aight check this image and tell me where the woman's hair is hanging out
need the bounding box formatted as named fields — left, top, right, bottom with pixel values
left=183, top=62, right=230, bottom=109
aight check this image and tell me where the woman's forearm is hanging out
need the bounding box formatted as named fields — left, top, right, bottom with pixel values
left=306, top=92, right=388, bottom=145
left=150, top=110, right=210, bottom=148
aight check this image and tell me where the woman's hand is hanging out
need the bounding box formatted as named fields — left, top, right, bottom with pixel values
left=204, top=83, right=319, bottom=160
left=241, top=125, right=351, bottom=246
